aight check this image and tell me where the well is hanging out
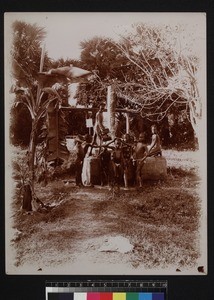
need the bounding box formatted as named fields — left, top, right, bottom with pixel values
left=142, top=156, right=167, bottom=180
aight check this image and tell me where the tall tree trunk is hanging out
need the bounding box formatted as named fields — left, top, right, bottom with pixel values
left=28, top=119, right=37, bottom=191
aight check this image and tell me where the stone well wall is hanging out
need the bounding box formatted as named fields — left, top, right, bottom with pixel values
left=142, top=156, right=167, bottom=180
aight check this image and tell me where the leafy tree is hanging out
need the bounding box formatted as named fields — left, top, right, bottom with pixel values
left=12, top=21, right=50, bottom=86
left=78, top=32, right=197, bottom=146
left=79, top=36, right=130, bottom=106
left=80, top=36, right=127, bottom=80
left=79, top=37, right=135, bottom=138
left=11, top=21, right=61, bottom=191
left=113, top=23, right=203, bottom=144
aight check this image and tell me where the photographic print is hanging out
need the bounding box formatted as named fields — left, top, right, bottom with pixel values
left=4, top=12, right=207, bottom=275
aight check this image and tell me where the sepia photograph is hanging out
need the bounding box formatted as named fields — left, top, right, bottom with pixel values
left=4, top=12, right=207, bottom=275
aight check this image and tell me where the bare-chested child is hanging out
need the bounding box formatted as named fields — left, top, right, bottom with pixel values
left=110, top=138, right=124, bottom=187
left=133, top=133, right=148, bottom=188
left=147, top=124, right=162, bottom=157
left=92, top=102, right=107, bottom=146
left=122, top=133, right=134, bottom=189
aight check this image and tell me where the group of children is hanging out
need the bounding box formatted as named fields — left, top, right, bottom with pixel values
left=74, top=124, right=162, bottom=189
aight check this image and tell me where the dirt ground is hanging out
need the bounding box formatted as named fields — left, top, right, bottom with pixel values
left=6, top=149, right=207, bottom=275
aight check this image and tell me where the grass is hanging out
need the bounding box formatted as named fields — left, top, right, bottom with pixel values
left=9, top=148, right=203, bottom=273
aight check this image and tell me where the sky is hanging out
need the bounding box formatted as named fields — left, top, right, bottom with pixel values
left=4, top=12, right=206, bottom=61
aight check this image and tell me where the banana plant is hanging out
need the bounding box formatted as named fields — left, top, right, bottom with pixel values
left=14, top=85, right=62, bottom=190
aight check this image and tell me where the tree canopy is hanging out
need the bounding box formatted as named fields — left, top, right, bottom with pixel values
left=113, top=23, right=202, bottom=138
left=12, top=21, right=48, bottom=87
left=76, top=25, right=200, bottom=146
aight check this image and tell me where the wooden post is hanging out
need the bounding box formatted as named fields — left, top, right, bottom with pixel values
left=107, top=85, right=116, bottom=139
left=36, top=43, right=46, bottom=104
left=125, top=112, right=130, bottom=134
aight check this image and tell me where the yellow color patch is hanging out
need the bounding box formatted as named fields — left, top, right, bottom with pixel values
left=113, top=293, right=126, bottom=300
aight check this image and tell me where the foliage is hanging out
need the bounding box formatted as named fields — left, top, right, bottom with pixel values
left=46, top=104, right=69, bottom=165
left=78, top=30, right=198, bottom=148
left=11, top=20, right=62, bottom=186
left=49, top=57, right=82, bottom=69
left=79, top=37, right=130, bottom=106
left=11, top=21, right=48, bottom=86
left=80, top=36, right=127, bottom=80
left=65, top=110, right=88, bottom=136
left=10, top=21, right=46, bottom=146
left=10, top=103, right=32, bottom=146
left=10, top=21, right=200, bottom=155
left=113, top=23, right=202, bottom=139
left=35, top=102, right=70, bottom=185
left=12, top=151, right=29, bottom=187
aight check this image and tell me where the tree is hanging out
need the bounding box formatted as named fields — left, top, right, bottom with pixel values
left=80, top=36, right=127, bottom=80
left=79, top=36, right=130, bottom=106
left=113, top=23, right=204, bottom=143
left=11, top=21, right=61, bottom=192
left=80, top=37, right=136, bottom=137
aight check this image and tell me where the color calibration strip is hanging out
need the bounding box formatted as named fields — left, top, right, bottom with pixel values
left=47, top=292, right=165, bottom=300
left=46, top=281, right=167, bottom=300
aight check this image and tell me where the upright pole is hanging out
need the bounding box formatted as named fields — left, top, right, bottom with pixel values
left=39, top=42, right=46, bottom=72
left=125, top=111, right=130, bottom=134
left=107, top=85, right=116, bottom=139
left=36, top=43, right=46, bottom=105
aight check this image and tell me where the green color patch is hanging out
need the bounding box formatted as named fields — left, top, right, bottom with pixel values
left=126, top=293, right=139, bottom=300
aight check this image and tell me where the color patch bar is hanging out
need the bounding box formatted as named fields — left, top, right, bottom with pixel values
left=126, top=293, right=139, bottom=300
left=87, top=293, right=100, bottom=300
left=113, top=293, right=126, bottom=300
left=74, top=293, right=87, bottom=300
left=100, top=293, right=113, bottom=300
left=48, top=293, right=74, bottom=300
left=139, top=293, right=152, bottom=300
left=48, top=292, right=165, bottom=300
